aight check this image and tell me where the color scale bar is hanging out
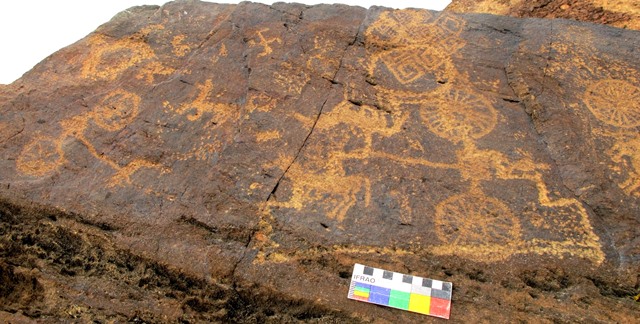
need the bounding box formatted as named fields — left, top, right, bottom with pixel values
left=347, top=263, right=452, bottom=319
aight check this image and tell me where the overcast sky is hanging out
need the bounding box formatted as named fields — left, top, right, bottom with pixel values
left=0, top=1, right=451, bottom=84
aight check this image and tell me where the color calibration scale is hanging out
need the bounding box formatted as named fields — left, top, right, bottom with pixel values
left=347, top=263, right=452, bottom=319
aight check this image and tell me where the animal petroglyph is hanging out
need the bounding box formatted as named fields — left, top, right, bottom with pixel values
left=610, top=136, right=640, bottom=196
left=271, top=162, right=371, bottom=223
left=163, top=79, right=236, bottom=122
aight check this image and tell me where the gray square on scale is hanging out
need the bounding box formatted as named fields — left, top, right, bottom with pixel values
left=402, top=274, right=413, bottom=283
left=431, top=288, right=452, bottom=300
left=383, top=270, right=393, bottom=280
left=363, top=266, right=374, bottom=276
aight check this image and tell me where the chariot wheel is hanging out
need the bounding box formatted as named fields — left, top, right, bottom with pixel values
left=93, top=89, right=140, bottom=131
left=435, top=192, right=521, bottom=247
left=420, top=88, right=497, bottom=143
left=17, top=137, right=64, bottom=176
left=585, top=80, right=640, bottom=128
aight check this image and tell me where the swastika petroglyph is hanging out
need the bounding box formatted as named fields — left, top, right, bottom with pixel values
left=248, top=28, right=282, bottom=58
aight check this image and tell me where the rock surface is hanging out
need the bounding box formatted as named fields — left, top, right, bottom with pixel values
left=446, top=0, right=640, bottom=30
left=1, top=1, right=639, bottom=322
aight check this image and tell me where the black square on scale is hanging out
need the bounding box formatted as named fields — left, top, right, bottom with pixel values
left=363, top=266, right=374, bottom=276
left=402, top=274, right=413, bottom=283
left=422, top=278, right=433, bottom=288
left=383, top=271, right=393, bottom=280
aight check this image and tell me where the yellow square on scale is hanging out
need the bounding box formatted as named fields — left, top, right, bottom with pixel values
left=408, top=293, right=431, bottom=314
left=354, top=290, right=370, bottom=298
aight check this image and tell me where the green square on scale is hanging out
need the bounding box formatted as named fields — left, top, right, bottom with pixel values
left=389, top=290, right=411, bottom=309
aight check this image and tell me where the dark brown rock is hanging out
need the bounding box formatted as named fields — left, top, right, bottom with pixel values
left=446, top=0, right=640, bottom=30
left=0, top=1, right=639, bottom=322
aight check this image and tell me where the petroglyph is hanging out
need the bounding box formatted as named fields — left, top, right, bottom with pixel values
left=269, top=161, right=371, bottom=223
left=420, top=87, right=497, bottom=143
left=583, top=78, right=640, bottom=198
left=435, top=188, right=521, bottom=259
left=16, top=137, right=65, bottom=177
left=261, top=9, right=606, bottom=265
left=82, top=25, right=174, bottom=82
left=248, top=28, right=282, bottom=58
left=163, top=79, right=236, bottom=122
left=366, top=10, right=465, bottom=85
left=585, top=80, right=640, bottom=128
left=93, top=90, right=141, bottom=131
left=17, top=89, right=165, bottom=187
left=610, top=136, right=640, bottom=196
left=171, top=35, right=192, bottom=57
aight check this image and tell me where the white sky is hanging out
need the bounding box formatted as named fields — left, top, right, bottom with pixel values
left=0, top=1, right=451, bottom=84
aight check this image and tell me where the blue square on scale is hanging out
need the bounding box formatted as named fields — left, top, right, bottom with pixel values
left=371, top=285, right=391, bottom=296
left=369, top=292, right=391, bottom=305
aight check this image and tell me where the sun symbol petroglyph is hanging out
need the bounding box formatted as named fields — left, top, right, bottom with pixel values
left=93, top=90, right=141, bottom=131
left=420, top=87, right=497, bottom=143
left=585, top=80, right=640, bottom=128
left=16, top=137, right=65, bottom=177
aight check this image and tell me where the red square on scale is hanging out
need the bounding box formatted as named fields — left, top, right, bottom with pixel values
left=429, top=297, right=451, bottom=319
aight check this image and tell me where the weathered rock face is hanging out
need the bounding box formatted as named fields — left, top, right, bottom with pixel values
left=446, top=0, right=640, bottom=30
left=1, top=1, right=639, bottom=322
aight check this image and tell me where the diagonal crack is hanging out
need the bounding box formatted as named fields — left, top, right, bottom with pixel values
left=265, top=97, right=328, bottom=202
